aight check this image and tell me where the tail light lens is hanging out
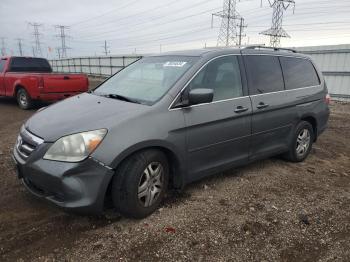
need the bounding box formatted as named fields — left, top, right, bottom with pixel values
left=38, top=77, right=44, bottom=89
left=325, top=93, right=331, bottom=105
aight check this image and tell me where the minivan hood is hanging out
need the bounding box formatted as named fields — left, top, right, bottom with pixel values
left=26, top=93, right=147, bottom=142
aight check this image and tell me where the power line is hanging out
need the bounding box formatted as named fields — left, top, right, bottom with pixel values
left=16, top=38, right=24, bottom=56
left=212, top=0, right=246, bottom=47
left=55, top=25, right=70, bottom=58
left=260, top=0, right=295, bottom=47
left=29, top=22, right=43, bottom=57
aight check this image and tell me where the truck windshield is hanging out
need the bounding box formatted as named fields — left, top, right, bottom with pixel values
left=9, top=57, right=52, bottom=73
left=95, top=56, right=199, bottom=105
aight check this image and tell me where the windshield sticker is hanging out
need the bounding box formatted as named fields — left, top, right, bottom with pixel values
left=163, top=61, right=187, bottom=67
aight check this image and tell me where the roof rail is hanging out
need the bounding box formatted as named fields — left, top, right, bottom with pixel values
left=244, top=45, right=297, bottom=53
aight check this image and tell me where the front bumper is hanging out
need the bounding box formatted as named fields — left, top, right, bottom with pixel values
left=13, top=129, right=114, bottom=215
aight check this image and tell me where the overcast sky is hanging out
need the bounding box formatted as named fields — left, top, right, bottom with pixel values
left=1, top=0, right=350, bottom=58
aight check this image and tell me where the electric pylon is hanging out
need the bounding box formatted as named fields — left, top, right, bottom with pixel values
left=260, top=0, right=295, bottom=47
left=212, top=0, right=246, bottom=47
left=29, top=23, right=43, bottom=57
left=55, top=25, right=70, bottom=58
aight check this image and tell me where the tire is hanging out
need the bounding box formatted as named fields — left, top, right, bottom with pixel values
left=16, top=88, right=33, bottom=110
left=111, top=149, right=169, bottom=219
left=283, top=121, right=314, bottom=162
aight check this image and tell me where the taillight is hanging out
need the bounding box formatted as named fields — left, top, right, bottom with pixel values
left=325, top=93, right=331, bottom=105
left=38, top=77, right=44, bottom=89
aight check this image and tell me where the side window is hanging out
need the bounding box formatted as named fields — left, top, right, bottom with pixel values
left=0, top=59, right=6, bottom=72
left=188, top=56, right=243, bottom=101
left=245, top=55, right=284, bottom=95
left=280, top=57, right=320, bottom=89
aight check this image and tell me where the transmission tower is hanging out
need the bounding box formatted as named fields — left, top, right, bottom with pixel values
left=16, top=38, right=24, bottom=56
left=212, top=0, right=246, bottom=47
left=1, top=37, right=6, bottom=56
left=260, top=0, right=295, bottom=47
left=29, top=23, right=43, bottom=57
left=55, top=25, right=70, bottom=58
left=102, top=40, right=110, bottom=56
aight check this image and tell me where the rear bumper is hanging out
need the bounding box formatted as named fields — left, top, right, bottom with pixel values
left=36, top=92, right=85, bottom=101
left=13, top=135, right=114, bottom=215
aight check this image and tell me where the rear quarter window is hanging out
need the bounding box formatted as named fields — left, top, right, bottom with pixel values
left=279, top=57, right=320, bottom=89
left=9, top=57, right=52, bottom=73
left=244, top=55, right=284, bottom=95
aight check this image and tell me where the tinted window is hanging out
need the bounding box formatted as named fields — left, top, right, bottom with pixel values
left=280, top=57, right=320, bottom=89
left=0, top=59, right=6, bottom=72
left=189, top=56, right=243, bottom=101
left=245, top=55, right=284, bottom=95
left=9, top=57, right=52, bottom=73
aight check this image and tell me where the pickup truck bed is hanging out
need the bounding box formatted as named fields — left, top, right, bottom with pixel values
left=0, top=56, right=89, bottom=109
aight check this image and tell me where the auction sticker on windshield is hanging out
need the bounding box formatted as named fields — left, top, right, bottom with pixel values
left=163, top=61, right=188, bottom=67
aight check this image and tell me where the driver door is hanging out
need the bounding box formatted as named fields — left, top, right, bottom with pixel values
left=182, top=55, right=252, bottom=181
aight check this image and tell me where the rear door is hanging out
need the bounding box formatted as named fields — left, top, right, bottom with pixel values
left=181, top=55, right=252, bottom=181
left=0, top=58, right=7, bottom=95
left=244, top=55, right=295, bottom=159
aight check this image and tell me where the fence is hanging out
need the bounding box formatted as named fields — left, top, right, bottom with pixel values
left=50, top=56, right=142, bottom=77
left=50, top=45, right=350, bottom=100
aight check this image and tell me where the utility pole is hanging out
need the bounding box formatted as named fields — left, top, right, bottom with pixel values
left=56, top=48, right=61, bottom=59
left=16, top=38, right=24, bottom=56
left=102, top=40, right=110, bottom=56
left=237, top=17, right=247, bottom=47
left=55, top=25, right=70, bottom=58
left=212, top=0, right=246, bottom=47
left=260, top=0, right=295, bottom=47
left=1, top=37, right=6, bottom=56
left=29, top=23, right=43, bottom=57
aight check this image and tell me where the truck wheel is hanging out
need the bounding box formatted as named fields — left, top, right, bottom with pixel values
left=17, top=88, right=33, bottom=110
left=283, top=121, right=314, bottom=162
left=112, top=150, right=169, bottom=218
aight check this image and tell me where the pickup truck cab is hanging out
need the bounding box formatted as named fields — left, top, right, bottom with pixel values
left=0, top=56, right=89, bottom=109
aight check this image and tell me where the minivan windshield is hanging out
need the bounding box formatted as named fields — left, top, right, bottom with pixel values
left=94, top=56, right=198, bottom=105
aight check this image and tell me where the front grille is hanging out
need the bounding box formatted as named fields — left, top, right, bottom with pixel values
left=15, top=127, right=44, bottom=161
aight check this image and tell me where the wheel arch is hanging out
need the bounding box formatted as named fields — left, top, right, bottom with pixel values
left=104, top=142, right=186, bottom=206
left=300, top=115, right=318, bottom=142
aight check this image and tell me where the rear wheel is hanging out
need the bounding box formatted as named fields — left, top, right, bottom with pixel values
left=111, top=149, right=169, bottom=218
left=283, top=121, right=314, bottom=162
left=16, top=88, right=33, bottom=110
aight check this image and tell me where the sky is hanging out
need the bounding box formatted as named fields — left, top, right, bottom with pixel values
left=1, top=0, right=350, bottom=59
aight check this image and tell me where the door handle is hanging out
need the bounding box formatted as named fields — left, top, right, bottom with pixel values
left=234, top=106, right=249, bottom=113
left=256, top=102, right=269, bottom=109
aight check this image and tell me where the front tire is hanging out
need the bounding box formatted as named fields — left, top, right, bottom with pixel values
left=16, top=88, right=33, bottom=110
left=284, top=121, right=314, bottom=162
left=111, top=150, right=169, bottom=219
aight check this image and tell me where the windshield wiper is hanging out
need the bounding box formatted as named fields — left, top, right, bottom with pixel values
left=103, top=94, right=142, bottom=104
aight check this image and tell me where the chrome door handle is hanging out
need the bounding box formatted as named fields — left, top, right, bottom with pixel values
left=234, top=106, right=249, bottom=113
left=256, top=102, right=269, bottom=109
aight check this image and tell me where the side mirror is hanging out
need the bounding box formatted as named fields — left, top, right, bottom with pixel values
left=188, top=88, right=214, bottom=105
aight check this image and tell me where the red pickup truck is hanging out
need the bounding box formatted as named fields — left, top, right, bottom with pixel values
left=0, top=56, right=89, bottom=109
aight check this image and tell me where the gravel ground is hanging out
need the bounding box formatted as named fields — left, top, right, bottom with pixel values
left=0, top=86, right=349, bottom=261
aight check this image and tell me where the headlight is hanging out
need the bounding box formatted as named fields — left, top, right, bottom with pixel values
left=43, top=129, right=107, bottom=162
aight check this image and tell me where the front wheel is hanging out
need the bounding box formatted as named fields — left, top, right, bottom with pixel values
left=111, top=150, right=169, bottom=218
left=283, top=121, right=314, bottom=162
left=16, top=88, right=33, bottom=110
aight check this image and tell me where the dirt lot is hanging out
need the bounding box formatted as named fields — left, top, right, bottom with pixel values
left=0, top=86, right=349, bottom=261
